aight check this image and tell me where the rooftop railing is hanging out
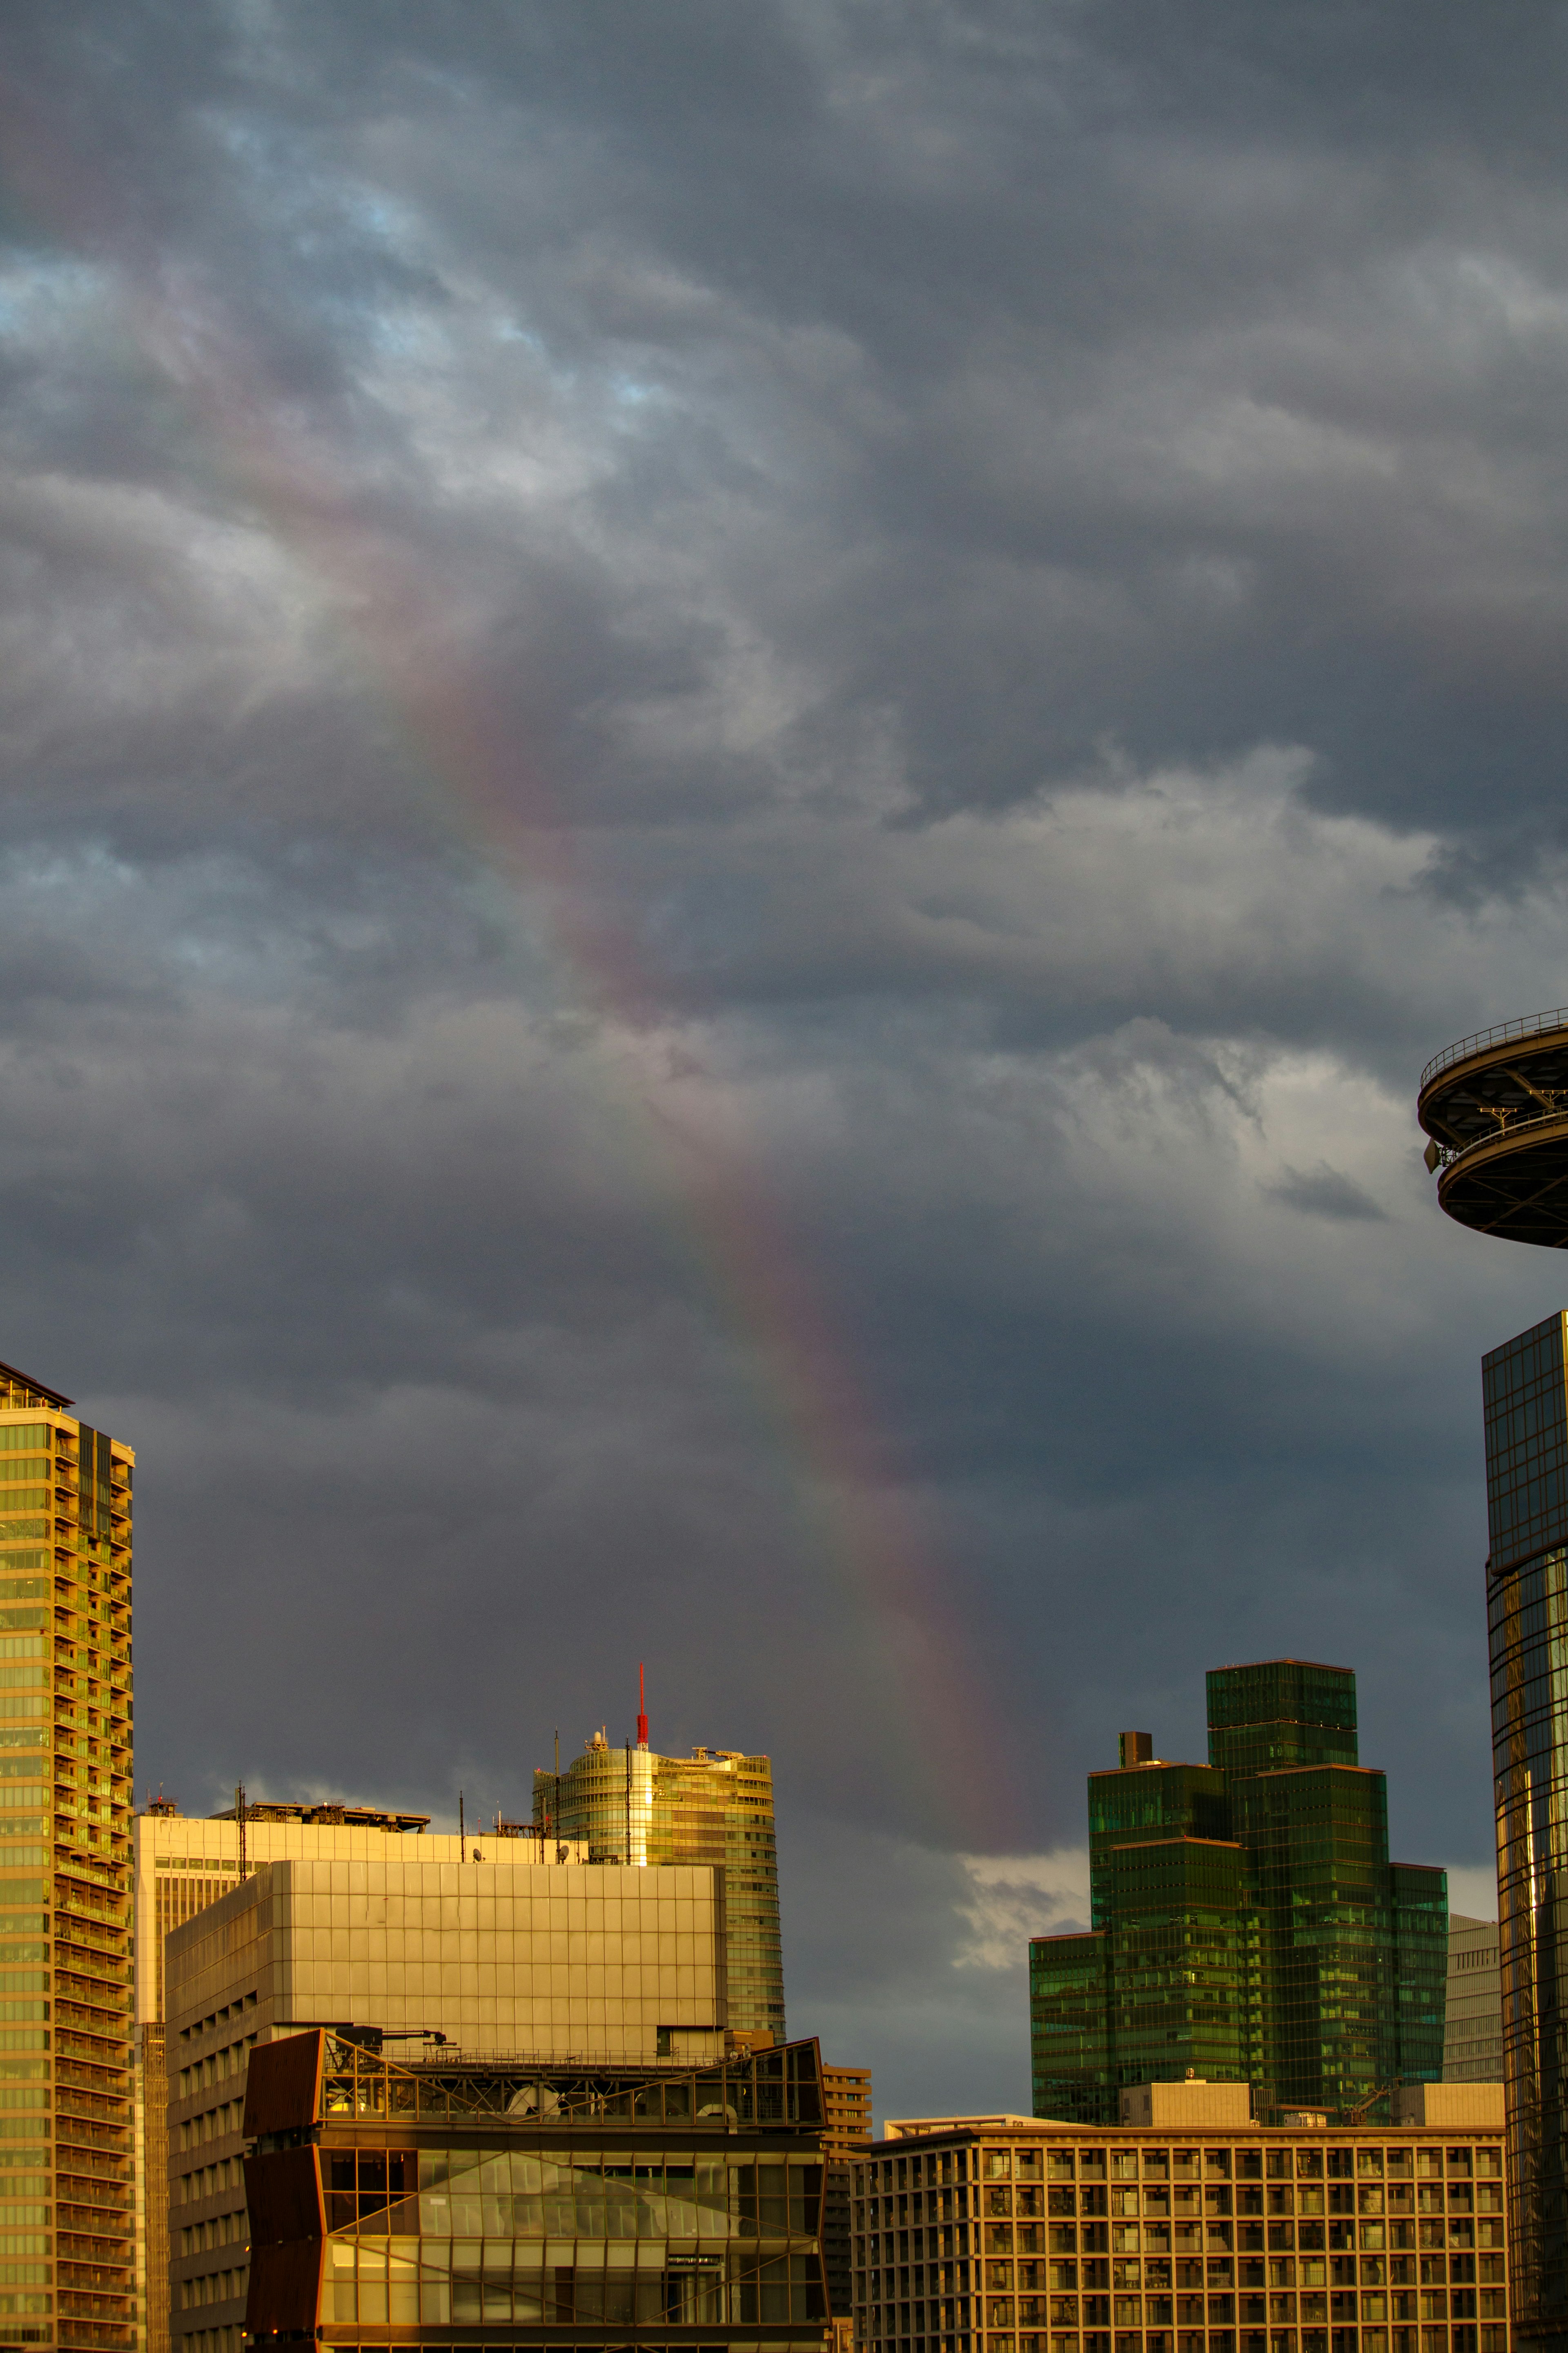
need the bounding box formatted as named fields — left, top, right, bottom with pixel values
left=1422, top=1008, right=1568, bottom=1093
left=1432, top=1102, right=1568, bottom=1178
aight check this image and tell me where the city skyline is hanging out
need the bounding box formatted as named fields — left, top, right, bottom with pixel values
left=5, top=0, right=1567, bottom=2134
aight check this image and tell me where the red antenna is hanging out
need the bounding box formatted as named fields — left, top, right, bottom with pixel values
left=637, top=1663, right=649, bottom=1751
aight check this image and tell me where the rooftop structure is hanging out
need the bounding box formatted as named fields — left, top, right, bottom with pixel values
left=1417, top=1007, right=1568, bottom=1243
left=206, top=1800, right=432, bottom=1832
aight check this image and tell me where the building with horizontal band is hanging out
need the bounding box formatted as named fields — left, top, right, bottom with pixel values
left=850, top=2081, right=1509, bottom=2353
left=164, top=1851, right=735, bottom=2353
left=241, top=2027, right=829, bottom=2350
left=135, top=1804, right=590, bottom=2353
left=1441, top=1922, right=1501, bottom=2088
left=0, top=1359, right=136, bottom=2353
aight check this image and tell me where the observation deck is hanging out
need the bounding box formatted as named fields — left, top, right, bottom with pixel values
left=1418, top=1008, right=1568, bottom=1245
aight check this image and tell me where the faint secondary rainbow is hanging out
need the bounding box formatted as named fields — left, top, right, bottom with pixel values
left=0, top=94, right=1017, bottom=1850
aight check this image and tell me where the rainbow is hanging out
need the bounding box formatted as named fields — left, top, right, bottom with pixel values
left=0, top=87, right=1013, bottom=1849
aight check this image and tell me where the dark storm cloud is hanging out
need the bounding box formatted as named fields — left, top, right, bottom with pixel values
left=4, top=0, right=1568, bottom=2111
left=1266, top=1163, right=1388, bottom=1222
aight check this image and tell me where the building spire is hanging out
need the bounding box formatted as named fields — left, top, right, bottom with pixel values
left=637, top=1662, right=649, bottom=1750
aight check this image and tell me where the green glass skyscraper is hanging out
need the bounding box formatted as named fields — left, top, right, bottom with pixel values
left=1030, top=1661, right=1447, bottom=2124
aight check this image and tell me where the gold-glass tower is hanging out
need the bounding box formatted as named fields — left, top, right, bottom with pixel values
left=0, top=1361, right=134, bottom=2353
left=535, top=1728, right=785, bottom=2041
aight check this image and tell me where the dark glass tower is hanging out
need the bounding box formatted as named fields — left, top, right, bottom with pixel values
left=1483, top=1310, right=1568, bottom=2346
left=1030, top=1659, right=1447, bottom=2124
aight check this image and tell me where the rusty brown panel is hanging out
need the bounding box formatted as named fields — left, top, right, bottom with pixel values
left=245, top=2143, right=325, bottom=2248
left=244, top=2237, right=326, bottom=2336
left=243, top=2027, right=326, bottom=2137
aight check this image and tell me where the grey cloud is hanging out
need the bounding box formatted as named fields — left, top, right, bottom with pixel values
left=1266, top=1162, right=1390, bottom=1222
left=0, top=0, right=1560, bottom=2115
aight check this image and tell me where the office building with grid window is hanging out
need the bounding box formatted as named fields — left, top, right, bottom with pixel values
left=1441, top=1923, right=1501, bottom=2088
left=1030, top=1666, right=1447, bottom=2125
left=163, top=1850, right=733, bottom=2353
left=133, top=1804, right=588, bottom=2353
left=535, top=1726, right=784, bottom=2041
left=0, top=1359, right=136, bottom=2353
left=850, top=2083, right=1510, bottom=2353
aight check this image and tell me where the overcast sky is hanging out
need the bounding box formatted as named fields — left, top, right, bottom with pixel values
left=5, top=0, right=1568, bottom=2118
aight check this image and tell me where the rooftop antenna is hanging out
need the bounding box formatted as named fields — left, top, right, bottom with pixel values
left=637, top=1663, right=649, bottom=1751
left=555, top=1730, right=567, bottom=1864
left=236, top=1783, right=247, bottom=1882
left=625, top=1737, right=632, bottom=1870
left=459, top=1789, right=465, bottom=1863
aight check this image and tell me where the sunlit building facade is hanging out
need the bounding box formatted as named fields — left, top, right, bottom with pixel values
left=1481, top=1308, right=1568, bottom=2346
left=133, top=1803, right=584, bottom=2353
left=0, top=1358, right=136, bottom=2353
left=1030, top=1663, right=1447, bottom=2124
left=241, top=2026, right=828, bottom=2350
left=851, top=2084, right=1511, bottom=2353
left=535, top=1730, right=784, bottom=2039
left=1443, top=1919, right=1503, bottom=2086
left=164, top=1850, right=728, bottom=2353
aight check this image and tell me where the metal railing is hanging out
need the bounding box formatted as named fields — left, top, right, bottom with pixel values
left=1421, top=1007, right=1568, bottom=1093
left=1434, top=1103, right=1568, bottom=1179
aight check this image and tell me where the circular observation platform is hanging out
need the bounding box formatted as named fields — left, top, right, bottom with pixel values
left=1419, top=1008, right=1568, bottom=1245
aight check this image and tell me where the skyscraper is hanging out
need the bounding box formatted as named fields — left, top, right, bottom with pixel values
left=1416, top=1007, right=1568, bottom=2349
left=0, top=1360, right=136, bottom=2353
left=535, top=1714, right=784, bottom=2040
left=1029, top=1659, right=1446, bottom=2124
left=1477, top=1309, right=1568, bottom=2346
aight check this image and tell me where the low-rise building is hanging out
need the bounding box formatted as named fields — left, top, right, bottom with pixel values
left=850, top=2081, right=1509, bottom=2353
left=242, top=2026, right=829, bottom=2350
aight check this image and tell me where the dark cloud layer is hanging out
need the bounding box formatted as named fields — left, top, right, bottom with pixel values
left=3, top=0, right=1568, bottom=2115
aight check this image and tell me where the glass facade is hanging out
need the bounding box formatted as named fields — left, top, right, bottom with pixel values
left=0, top=1362, right=135, bottom=2353
left=243, top=2028, right=828, bottom=2350
left=851, top=2117, right=1510, bottom=2353
left=1031, top=1665, right=1446, bottom=2126
left=1481, top=1309, right=1568, bottom=2347
left=536, top=1737, right=784, bottom=2039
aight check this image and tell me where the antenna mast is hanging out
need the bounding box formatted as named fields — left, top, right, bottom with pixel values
left=555, top=1730, right=567, bottom=1864
left=637, top=1662, right=648, bottom=1750
left=236, top=1783, right=247, bottom=1882
left=459, top=1789, right=465, bottom=1863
